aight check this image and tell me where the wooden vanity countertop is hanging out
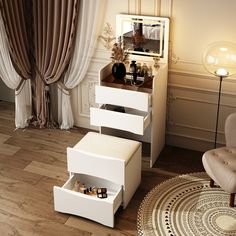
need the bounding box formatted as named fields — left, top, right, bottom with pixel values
left=101, top=74, right=153, bottom=93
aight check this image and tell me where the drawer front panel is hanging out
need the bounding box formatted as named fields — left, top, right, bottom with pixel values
left=54, top=175, right=122, bottom=228
left=95, top=85, right=151, bottom=112
left=90, top=107, right=150, bottom=135
left=67, top=147, right=125, bottom=186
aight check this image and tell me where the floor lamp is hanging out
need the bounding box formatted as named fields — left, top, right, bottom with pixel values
left=203, top=41, right=236, bottom=148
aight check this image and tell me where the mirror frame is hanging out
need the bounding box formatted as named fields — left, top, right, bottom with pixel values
left=116, top=14, right=169, bottom=63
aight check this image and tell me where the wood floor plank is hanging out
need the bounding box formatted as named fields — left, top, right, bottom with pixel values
left=0, top=133, right=11, bottom=143
left=35, top=176, right=66, bottom=195
left=0, top=154, right=30, bottom=170
left=0, top=143, right=21, bottom=156
left=13, top=148, right=66, bottom=166
left=66, top=216, right=132, bottom=236
left=0, top=163, right=42, bottom=185
left=0, top=175, right=51, bottom=202
left=24, top=161, right=69, bottom=181
left=0, top=211, right=91, bottom=236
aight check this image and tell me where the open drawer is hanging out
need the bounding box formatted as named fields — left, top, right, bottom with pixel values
left=95, top=85, right=152, bottom=112
left=53, top=173, right=122, bottom=228
left=90, top=105, right=151, bottom=135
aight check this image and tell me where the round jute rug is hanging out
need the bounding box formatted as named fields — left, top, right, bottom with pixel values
left=137, top=172, right=236, bottom=236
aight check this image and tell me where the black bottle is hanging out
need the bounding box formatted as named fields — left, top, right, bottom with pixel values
left=129, top=60, right=137, bottom=84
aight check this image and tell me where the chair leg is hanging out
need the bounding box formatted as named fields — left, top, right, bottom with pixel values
left=210, top=178, right=214, bottom=187
left=230, top=193, right=235, bottom=207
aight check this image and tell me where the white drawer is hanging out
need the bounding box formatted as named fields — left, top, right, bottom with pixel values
left=90, top=105, right=151, bottom=135
left=54, top=173, right=122, bottom=228
left=95, top=85, right=152, bottom=112
left=67, top=142, right=126, bottom=186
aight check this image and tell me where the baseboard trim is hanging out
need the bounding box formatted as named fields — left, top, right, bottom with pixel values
left=166, top=132, right=224, bottom=152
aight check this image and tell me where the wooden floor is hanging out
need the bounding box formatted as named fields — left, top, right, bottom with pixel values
left=0, top=101, right=204, bottom=236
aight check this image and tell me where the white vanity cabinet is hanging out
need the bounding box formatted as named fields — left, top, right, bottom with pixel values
left=90, top=14, right=169, bottom=167
left=90, top=62, right=168, bottom=167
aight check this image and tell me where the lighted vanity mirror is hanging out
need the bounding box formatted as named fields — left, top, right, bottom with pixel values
left=116, top=14, right=169, bottom=62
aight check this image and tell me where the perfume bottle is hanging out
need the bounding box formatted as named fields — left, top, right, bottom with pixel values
left=141, top=63, right=148, bottom=77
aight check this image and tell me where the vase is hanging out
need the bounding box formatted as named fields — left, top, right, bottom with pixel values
left=112, top=62, right=126, bottom=80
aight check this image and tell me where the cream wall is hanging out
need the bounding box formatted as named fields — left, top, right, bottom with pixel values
left=72, top=0, right=236, bottom=152
left=167, top=0, right=236, bottom=151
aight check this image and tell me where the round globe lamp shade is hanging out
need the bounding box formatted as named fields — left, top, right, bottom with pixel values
left=203, top=41, right=236, bottom=77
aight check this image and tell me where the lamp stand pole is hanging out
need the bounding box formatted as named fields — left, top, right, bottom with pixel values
left=214, top=76, right=223, bottom=149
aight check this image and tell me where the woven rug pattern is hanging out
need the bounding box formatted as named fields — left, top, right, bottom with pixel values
left=137, top=172, right=236, bottom=236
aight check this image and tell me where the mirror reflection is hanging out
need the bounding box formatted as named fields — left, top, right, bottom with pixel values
left=117, top=15, right=168, bottom=58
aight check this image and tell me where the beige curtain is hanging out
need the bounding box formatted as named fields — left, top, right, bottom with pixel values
left=58, top=0, right=105, bottom=129
left=33, top=0, right=79, bottom=127
left=1, top=0, right=80, bottom=128
left=0, top=0, right=32, bottom=79
left=0, top=10, right=31, bottom=128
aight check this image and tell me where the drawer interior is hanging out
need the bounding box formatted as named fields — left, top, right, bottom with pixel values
left=102, top=104, right=151, bottom=129
left=102, top=104, right=151, bottom=117
left=91, top=104, right=151, bottom=135
left=62, top=173, right=122, bottom=201
left=54, top=173, right=123, bottom=227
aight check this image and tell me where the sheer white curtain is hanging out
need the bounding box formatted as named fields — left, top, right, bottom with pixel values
left=0, top=12, right=31, bottom=128
left=58, top=0, right=105, bottom=129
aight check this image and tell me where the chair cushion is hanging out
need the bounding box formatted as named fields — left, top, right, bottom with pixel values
left=73, top=132, right=141, bottom=164
left=202, top=147, right=236, bottom=193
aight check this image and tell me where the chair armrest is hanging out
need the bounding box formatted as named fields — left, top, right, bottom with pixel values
left=225, top=112, right=236, bottom=147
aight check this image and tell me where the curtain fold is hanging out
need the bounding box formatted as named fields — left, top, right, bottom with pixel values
left=0, top=0, right=32, bottom=79
left=0, top=10, right=31, bottom=128
left=58, top=0, right=105, bottom=129
left=32, top=0, right=79, bottom=127
left=1, top=0, right=80, bottom=128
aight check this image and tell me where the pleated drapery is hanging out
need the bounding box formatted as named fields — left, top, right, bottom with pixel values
left=0, top=0, right=80, bottom=128
left=0, top=11, right=31, bottom=128
left=0, top=0, right=32, bottom=80
left=58, top=0, right=105, bottom=129
left=33, top=0, right=79, bottom=127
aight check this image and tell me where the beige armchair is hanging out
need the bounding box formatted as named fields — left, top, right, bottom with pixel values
left=202, top=112, right=236, bottom=207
